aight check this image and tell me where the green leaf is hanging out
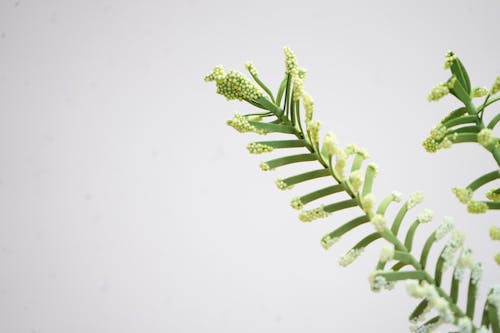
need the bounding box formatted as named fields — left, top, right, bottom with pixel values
left=252, top=139, right=308, bottom=149
left=298, top=185, right=344, bottom=206
left=409, top=299, right=429, bottom=322
left=255, top=96, right=284, bottom=117
left=450, top=273, right=460, bottom=303
left=420, top=231, right=437, bottom=270
left=450, top=79, right=471, bottom=105
left=450, top=57, right=471, bottom=94
left=391, top=261, right=409, bottom=271
left=488, top=113, right=500, bottom=129
left=378, top=270, right=426, bottom=282
left=351, top=232, right=382, bottom=251
left=263, top=153, right=317, bottom=170
left=468, top=169, right=500, bottom=191
left=442, top=115, right=477, bottom=128
left=321, top=215, right=370, bottom=243
left=447, top=125, right=480, bottom=134
left=489, top=303, right=500, bottom=333
left=466, top=277, right=478, bottom=319
left=276, top=76, right=288, bottom=107
left=440, top=107, right=467, bottom=123
left=282, top=168, right=331, bottom=186
left=404, top=220, right=421, bottom=252
left=249, top=121, right=296, bottom=134
left=391, top=202, right=409, bottom=237
left=434, top=255, right=445, bottom=287
left=323, top=198, right=359, bottom=214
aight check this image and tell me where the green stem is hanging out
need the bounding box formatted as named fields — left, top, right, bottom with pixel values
left=467, top=169, right=500, bottom=191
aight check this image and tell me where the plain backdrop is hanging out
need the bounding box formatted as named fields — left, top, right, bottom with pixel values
left=1, top=0, right=500, bottom=332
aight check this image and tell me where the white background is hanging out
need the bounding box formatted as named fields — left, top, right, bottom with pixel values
left=1, top=0, right=499, bottom=332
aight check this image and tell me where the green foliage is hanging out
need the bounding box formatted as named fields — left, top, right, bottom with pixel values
left=206, top=48, right=499, bottom=332
left=423, top=52, right=500, bottom=266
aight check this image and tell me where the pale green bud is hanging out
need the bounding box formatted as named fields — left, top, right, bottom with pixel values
left=491, top=76, right=500, bottom=95
left=361, top=194, right=376, bottom=213
left=486, top=189, right=500, bottom=202
left=339, top=248, right=364, bottom=267
left=290, top=197, right=304, bottom=210
left=245, top=61, right=258, bottom=77
left=299, top=206, right=330, bottom=222
left=227, top=113, right=267, bottom=134
left=370, top=214, right=386, bottom=232
left=443, top=51, right=458, bottom=70
left=467, top=201, right=488, bottom=214
left=472, top=87, right=489, bottom=98
left=478, top=128, right=493, bottom=147
left=307, top=120, right=321, bottom=146
left=490, top=226, right=500, bottom=241
left=275, top=178, right=293, bottom=190
left=407, top=192, right=424, bottom=209
left=349, top=170, right=363, bottom=193
left=302, top=93, right=315, bottom=121
left=379, top=244, right=395, bottom=263
left=452, top=187, right=473, bottom=204
left=320, top=235, right=340, bottom=250
left=246, top=142, right=274, bottom=154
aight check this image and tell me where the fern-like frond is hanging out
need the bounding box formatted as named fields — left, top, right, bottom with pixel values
left=206, top=48, right=499, bottom=332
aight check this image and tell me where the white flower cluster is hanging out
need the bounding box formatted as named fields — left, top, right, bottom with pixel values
left=259, top=162, right=272, bottom=171
left=467, top=201, right=488, bottom=214
left=370, top=214, right=387, bottom=233
left=443, top=51, right=458, bottom=69
left=320, top=235, right=340, bottom=250
left=275, top=178, right=293, bottom=191
left=246, top=142, right=273, bottom=154
left=379, top=244, right=395, bottom=263
left=491, top=75, right=500, bottom=95
left=405, top=280, right=454, bottom=323
left=470, top=261, right=483, bottom=286
left=471, top=86, right=488, bottom=98
left=345, top=144, right=370, bottom=159
left=440, top=230, right=465, bottom=271
left=435, top=217, right=454, bottom=241
left=488, top=285, right=500, bottom=318
left=361, top=194, right=376, bottom=214
left=339, top=248, right=364, bottom=267
left=303, top=93, right=314, bottom=121
left=227, top=113, right=267, bottom=134
left=244, top=61, right=258, bottom=77
left=454, top=247, right=473, bottom=281
left=477, top=128, right=493, bottom=147
left=430, top=124, right=447, bottom=141
left=407, top=192, right=424, bottom=209
left=290, top=197, right=303, bottom=210
left=307, top=120, right=321, bottom=146
left=457, top=317, right=472, bottom=333
left=452, top=187, right=473, bottom=204
left=298, top=206, right=329, bottom=223
left=368, top=271, right=395, bottom=292
left=283, top=47, right=307, bottom=101
left=349, top=170, right=363, bottom=193
left=453, top=249, right=482, bottom=286
left=486, top=189, right=500, bottom=202
left=417, top=209, right=434, bottom=223
left=334, top=150, right=348, bottom=179
left=321, top=132, right=340, bottom=158
left=391, top=191, right=403, bottom=202
left=205, top=66, right=263, bottom=101
left=427, top=76, right=456, bottom=102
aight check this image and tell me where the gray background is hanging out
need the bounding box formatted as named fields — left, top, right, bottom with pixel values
left=1, top=0, right=499, bottom=332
